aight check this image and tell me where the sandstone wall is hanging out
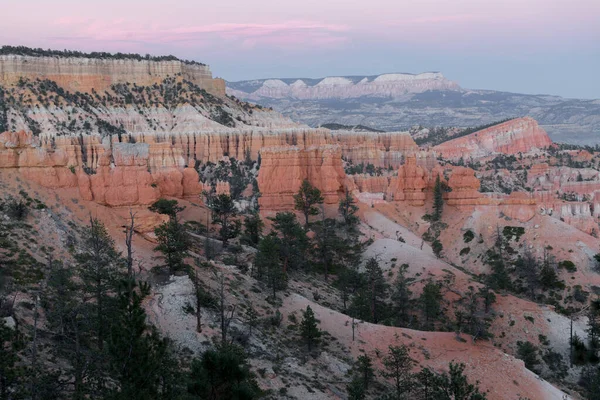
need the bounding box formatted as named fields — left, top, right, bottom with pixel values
left=0, top=55, right=225, bottom=96
left=434, top=117, right=552, bottom=160
left=257, top=145, right=346, bottom=210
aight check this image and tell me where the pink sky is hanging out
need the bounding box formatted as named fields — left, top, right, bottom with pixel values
left=1, top=0, right=599, bottom=97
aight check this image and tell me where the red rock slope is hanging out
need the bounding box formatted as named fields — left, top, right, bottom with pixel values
left=434, top=117, right=552, bottom=160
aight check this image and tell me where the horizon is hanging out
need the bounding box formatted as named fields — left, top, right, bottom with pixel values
left=1, top=0, right=599, bottom=99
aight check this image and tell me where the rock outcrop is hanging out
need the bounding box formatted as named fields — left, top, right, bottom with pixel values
left=386, top=156, right=429, bottom=206
left=433, top=117, right=552, bottom=160
left=0, top=55, right=225, bottom=96
left=444, top=167, right=486, bottom=206
left=257, top=145, right=346, bottom=210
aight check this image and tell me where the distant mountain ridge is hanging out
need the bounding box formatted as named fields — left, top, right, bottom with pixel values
left=227, top=73, right=600, bottom=144
left=227, top=72, right=459, bottom=100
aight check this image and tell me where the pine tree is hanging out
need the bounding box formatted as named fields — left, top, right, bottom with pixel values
left=391, top=264, right=413, bottom=327
left=154, top=217, right=190, bottom=273
left=420, top=281, right=442, bottom=329
left=255, top=235, right=287, bottom=299
left=107, top=280, right=181, bottom=399
left=270, top=212, right=309, bottom=273
left=350, top=258, right=388, bottom=323
left=355, top=354, right=375, bottom=390
left=339, top=190, right=359, bottom=227
left=346, top=377, right=366, bottom=400
left=187, top=344, right=261, bottom=399
left=433, top=174, right=444, bottom=222
left=299, top=305, right=321, bottom=351
left=580, top=365, right=600, bottom=400
left=243, top=212, right=263, bottom=246
left=0, top=319, right=24, bottom=400
left=293, top=179, right=324, bottom=227
left=429, top=362, right=487, bottom=400
left=149, top=198, right=185, bottom=220
left=208, top=194, right=241, bottom=247
left=381, top=345, right=415, bottom=398
left=76, top=218, right=124, bottom=351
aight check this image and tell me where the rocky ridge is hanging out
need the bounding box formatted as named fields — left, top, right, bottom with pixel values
left=227, top=72, right=459, bottom=100
left=433, top=117, right=552, bottom=160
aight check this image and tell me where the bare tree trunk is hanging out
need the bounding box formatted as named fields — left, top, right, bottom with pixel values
left=192, top=267, right=202, bottom=333
left=125, top=209, right=136, bottom=281
left=570, top=314, right=574, bottom=367
left=30, top=295, right=39, bottom=400
left=216, top=272, right=236, bottom=344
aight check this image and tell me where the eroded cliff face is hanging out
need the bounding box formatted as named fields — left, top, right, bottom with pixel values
left=0, top=131, right=204, bottom=206
left=0, top=55, right=225, bottom=96
left=257, top=145, right=346, bottom=210
left=433, top=117, right=552, bottom=160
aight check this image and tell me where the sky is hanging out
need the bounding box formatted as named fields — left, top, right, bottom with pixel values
left=1, top=0, right=599, bottom=98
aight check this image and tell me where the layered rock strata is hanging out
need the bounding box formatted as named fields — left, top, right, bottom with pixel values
left=434, top=117, right=552, bottom=160
left=0, top=55, right=225, bottom=96
left=257, top=145, right=346, bottom=210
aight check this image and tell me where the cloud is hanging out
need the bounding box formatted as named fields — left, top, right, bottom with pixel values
left=49, top=18, right=350, bottom=50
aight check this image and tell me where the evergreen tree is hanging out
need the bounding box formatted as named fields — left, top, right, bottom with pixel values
left=429, top=362, right=487, bottom=400
left=487, top=259, right=511, bottom=291
left=431, top=239, right=443, bottom=258
left=433, top=174, right=444, bottom=222
left=339, top=190, right=360, bottom=227
left=516, top=250, right=540, bottom=299
left=349, top=258, right=388, bottom=323
left=346, top=377, right=366, bottom=400
left=478, top=285, right=496, bottom=314
left=0, top=319, right=24, bottom=400
left=187, top=344, right=261, bottom=400
left=415, top=367, right=436, bottom=400
left=580, top=365, right=600, bottom=400
left=420, top=281, right=442, bottom=329
left=254, top=235, right=287, bottom=298
left=107, top=280, right=181, bottom=399
left=149, top=199, right=185, bottom=220
left=76, top=218, right=124, bottom=351
left=516, top=341, right=540, bottom=373
left=208, top=194, right=241, bottom=247
left=293, top=179, right=324, bottom=227
left=587, top=298, right=600, bottom=357
left=355, top=354, right=375, bottom=390
left=381, top=345, right=415, bottom=399
left=312, top=216, right=345, bottom=280
left=390, top=264, right=413, bottom=327
left=154, top=217, right=190, bottom=273
left=299, top=305, right=321, bottom=351
left=243, top=212, right=264, bottom=246
left=270, top=212, right=309, bottom=273
left=539, top=263, right=560, bottom=290
left=44, top=261, right=102, bottom=398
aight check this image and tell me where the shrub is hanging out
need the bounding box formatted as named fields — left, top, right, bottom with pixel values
left=4, top=197, right=28, bottom=220
left=460, top=247, right=471, bottom=256
left=517, top=341, right=540, bottom=372
left=463, top=230, right=475, bottom=243
left=558, top=260, right=577, bottom=273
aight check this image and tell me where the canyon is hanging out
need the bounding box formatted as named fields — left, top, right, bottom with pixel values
left=2, top=48, right=600, bottom=400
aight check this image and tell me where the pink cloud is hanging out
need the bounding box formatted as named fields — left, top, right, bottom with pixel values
left=48, top=18, right=350, bottom=50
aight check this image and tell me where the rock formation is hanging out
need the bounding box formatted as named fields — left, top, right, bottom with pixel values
left=433, top=117, right=552, bottom=160
left=386, top=155, right=429, bottom=206
left=0, top=54, right=225, bottom=96
left=257, top=145, right=346, bottom=210
left=444, top=167, right=487, bottom=206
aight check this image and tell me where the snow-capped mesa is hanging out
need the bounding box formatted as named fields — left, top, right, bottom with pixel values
left=227, top=72, right=460, bottom=100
